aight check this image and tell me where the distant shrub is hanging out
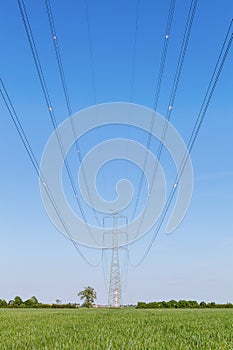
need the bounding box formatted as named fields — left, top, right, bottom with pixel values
left=136, top=300, right=233, bottom=309
left=0, top=299, right=7, bottom=308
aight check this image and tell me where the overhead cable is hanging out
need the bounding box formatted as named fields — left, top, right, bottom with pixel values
left=129, top=21, right=233, bottom=267
left=131, top=0, right=177, bottom=220
left=45, top=0, right=101, bottom=225
left=0, top=77, right=101, bottom=267
left=17, top=0, right=98, bottom=244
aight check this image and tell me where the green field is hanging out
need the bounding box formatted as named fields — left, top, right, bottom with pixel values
left=1, top=308, right=233, bottom=349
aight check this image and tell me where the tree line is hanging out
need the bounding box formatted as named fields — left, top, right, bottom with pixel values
left=0, top=286, right=97, bottom=309
left=1, top=295, right=233, bottom=309
left=0, top=296, right=80, bottom=308
left=136, top=300, right=233, bottom=309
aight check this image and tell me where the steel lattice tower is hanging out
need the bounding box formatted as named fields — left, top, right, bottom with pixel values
left=103, top=214, right=128, bottom=307
left=108, top=215, right=122, bottom=307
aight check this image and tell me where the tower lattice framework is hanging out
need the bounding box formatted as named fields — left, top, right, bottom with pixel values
left=104, top=214, right=127, bottom=307
left=108, top=215, right=121, bottom=307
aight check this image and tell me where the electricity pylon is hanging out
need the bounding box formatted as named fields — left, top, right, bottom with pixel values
left=103, top=214, right=128, bottom=307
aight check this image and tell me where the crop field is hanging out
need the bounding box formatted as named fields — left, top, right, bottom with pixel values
left=0, top=308, right=233, bottom=349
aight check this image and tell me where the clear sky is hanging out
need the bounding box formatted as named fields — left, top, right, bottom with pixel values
left=0, top=0, right=233, bottom=305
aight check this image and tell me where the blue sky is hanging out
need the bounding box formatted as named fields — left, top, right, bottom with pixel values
left=0, top=0, right=233, bottom=305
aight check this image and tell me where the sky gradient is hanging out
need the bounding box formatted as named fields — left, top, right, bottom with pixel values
left=0, top=0, right=233, bottom=305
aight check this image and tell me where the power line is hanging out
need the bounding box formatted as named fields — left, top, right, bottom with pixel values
left=84, top=0, right=109, bottom=195
left=129, top=22, right=233, bottom=267
left=130, top=0, right=177, bottom=220
left=101, top=249, right=109, bottom=293
left=150, top=0, right=198, bottom=188
left=17, top=0, right=99, bottom=244
left=84, top=0, right=97, bottom=106
left=186, top=19, right=233, bottom=153
left=45, top=0, right=73, bottom=116
left=125, top=0, right=140, bottom=183
left=122, top=0, right=141, bottom=292
left=152, top=0, right=176, bottom=111
left=44, top=0, right=101, bottom=226
left=0, top=77, right=101, bottom=267
left=132, top=0, right=197, bottom=234
left=130, top=0, right=140, bottom=103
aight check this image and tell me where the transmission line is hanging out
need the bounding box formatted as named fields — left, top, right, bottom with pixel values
left=129, top=21, right=233, bottom=267
left=44, top=0, right=101, bottom=225
left=150, top=0, right=198, bottom=189
left=130, top=0, right=140, bottom=103
left=132, top=0, right=197, bottom=231
left=130, top=0, right=177, bottom=220
left=0, top=77, right=101, bottom=267
left=125, top=0, right=140, bottom=183
left=17, top=0, right=99, bottom=244
left=84, top=0, right=97, bottom=105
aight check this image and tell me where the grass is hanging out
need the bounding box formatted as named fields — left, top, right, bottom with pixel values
left=0, top=308, right=233, bottom=349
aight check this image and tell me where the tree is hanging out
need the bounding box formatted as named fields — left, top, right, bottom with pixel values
left=25, top=296, right=39, bottom=307
left=136, top=302, right=147, bottom=309
left=207, top=302, right=216, bottom=308
left=56, top=299, right=61, bottom=305
left=167, top=300, right=178, bottom=308
left=78, top=286, right=96, bottom=308
left=177, top=300, right=189, bottom=308
left=13, top=296, right=23, bottom=307
left=200, top=301, right=207, bottom=308
left=0, top=299, right=7, bottom=308
left=188, top=300, right=199, bottom=308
